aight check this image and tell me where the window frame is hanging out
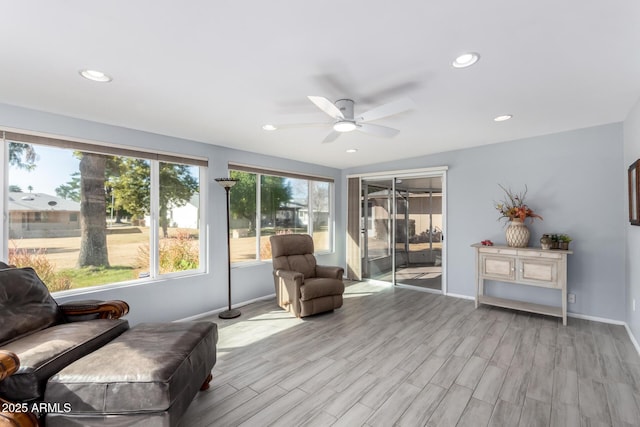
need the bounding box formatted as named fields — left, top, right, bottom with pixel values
left=229, top=164, right=334, bottom=266
left=1, top=130, right=208, bottom=293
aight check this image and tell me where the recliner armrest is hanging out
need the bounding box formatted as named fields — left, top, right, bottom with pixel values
left=59, top=299, right=130, bottom=320
left=274, top=270, right=304, bottom=282
left=316, top=265, right=344, bottom=280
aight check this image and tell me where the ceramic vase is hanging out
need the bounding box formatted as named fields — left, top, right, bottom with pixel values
left=505, top=218, right=530, bottom=248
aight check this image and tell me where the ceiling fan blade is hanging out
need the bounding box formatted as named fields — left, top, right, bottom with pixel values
left=308, top=96, right=344, bottom=119
left=357, top=123, right=400, bottom=138
left=358, top=97, right=415, bottom=122
left=322, top=130, right=342, bottom=144
left=266, top=122, right=329, bottom=130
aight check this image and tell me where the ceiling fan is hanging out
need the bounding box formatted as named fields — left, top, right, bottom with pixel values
left=268, top=96, right=414, bottom=143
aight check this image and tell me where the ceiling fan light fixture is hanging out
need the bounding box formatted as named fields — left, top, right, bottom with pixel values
left=333, top=121, right=357, bottom=133
left=79, top=69, right=112, bottom=82
left=452, top=52, right=480, bottom=68
left=262, top=124, right=277, bottom=131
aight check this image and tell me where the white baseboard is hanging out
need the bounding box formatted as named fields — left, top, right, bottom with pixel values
left=176, top=293, right=276, bottom=322
left=566, top=312, right=626, bottom=325
left=445, top=292, right=475, bottom=301
left=624, top=323, right=640, bottom=356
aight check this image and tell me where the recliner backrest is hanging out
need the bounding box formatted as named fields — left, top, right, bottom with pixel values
left=0, top=267, right=63, bottom=345
left=270, top=234, right=317, bottom=279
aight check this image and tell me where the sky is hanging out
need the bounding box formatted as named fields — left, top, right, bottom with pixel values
left=9, top=145, right=80, bottom=196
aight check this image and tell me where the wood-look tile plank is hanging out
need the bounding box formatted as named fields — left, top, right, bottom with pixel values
left=456, top=398, right=493, bottom=427
left=553, top=367, right=579, bottom=406
left=430, top=355, right=468, bottom=389
left=488, top=399, right=523, bottom=427
left=238, top=387, right=308, bottom=427
left=323, top=373, right=377, bottom=418
left=395, top=383, right=447, bottom=427
left=332, top=403, right=373, bottom=427
left=407, top=354, right=447, bottom=388
left=300, top=410, right=336, bottom=427
left=473, top=364, right=507, bottom=405
left=526, top=365, right=554, bottom=403
left=578, top=378, right=612, bottom=424
left=365, top=382, right=422, bottom=427
left=359, top=368, right=409, bottom=410
left=518, top=397, right=551, bottom=427
left=455, top=355, right=489, bottom=390
left=498, top=365, right=530, bottom=406
left=550, top=402, right=580, bottom=427
left=211, top=385, right=288, bottom=426
left=533, top=343, right=555, bottom=370
left=273, top=387, right=335, bottom=426
left=425, top=383, right=473, bottom=427
left=604, top=382, right=640, bottom=425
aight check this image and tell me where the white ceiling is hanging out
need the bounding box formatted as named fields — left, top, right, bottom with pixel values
left=1, top=1, right=639, bottom=169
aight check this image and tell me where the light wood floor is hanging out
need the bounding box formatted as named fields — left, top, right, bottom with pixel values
left=181, top=281, right=640, bottom=427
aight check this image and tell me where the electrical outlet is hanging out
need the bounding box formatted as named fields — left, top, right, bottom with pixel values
left=568, top=294, right=576, bottom=304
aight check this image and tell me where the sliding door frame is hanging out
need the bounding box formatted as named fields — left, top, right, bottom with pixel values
left=346, top=166, right=448, bottom=294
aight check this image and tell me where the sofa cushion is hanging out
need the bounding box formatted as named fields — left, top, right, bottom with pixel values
left=300, top=277, right=345, bottom=301
left=0, top=267, right=63, bottom=345
left=45, top=322, right=218, bottom=416
left=0, top=319, right=129, bottom=401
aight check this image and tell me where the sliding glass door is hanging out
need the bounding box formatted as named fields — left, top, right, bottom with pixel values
left=359, top=173, right=444, bottom=292
left=393, top=177, right=443, bottom=291
left=361, top=179, right=393, bottom=281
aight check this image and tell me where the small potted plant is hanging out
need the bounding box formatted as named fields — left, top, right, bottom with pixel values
left=558, top=234, right=572, bottom=250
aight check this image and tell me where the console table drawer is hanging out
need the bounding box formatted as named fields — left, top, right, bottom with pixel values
left=518, top=258, right=559, bottom=288
left=481, top=255, right=515, bottom=280
left=479, top=247, right=518, bottom=256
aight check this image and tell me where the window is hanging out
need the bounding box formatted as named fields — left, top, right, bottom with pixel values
left=229, top=165, right=333, bottom=264
left=3, top=132, right=206, bottom=292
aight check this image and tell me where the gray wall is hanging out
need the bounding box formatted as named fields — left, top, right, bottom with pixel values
left=343, top=123, right=627, bottom=321
left=624, top=97, right=640, bottom=344
left=1, top=102, right=630, bottom=325
left=0, top=103, right=343, bottom=325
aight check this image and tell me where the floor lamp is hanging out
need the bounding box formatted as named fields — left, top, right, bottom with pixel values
left=215, top=177, right=241, bottom=319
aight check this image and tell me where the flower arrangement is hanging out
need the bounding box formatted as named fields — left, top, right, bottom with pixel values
left=495, top=184, right=543, bottom=223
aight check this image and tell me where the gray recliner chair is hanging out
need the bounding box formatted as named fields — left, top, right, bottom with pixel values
left=270, top=234, right=345, bottom=318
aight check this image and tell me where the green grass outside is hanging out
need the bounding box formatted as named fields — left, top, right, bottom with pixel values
left=61, top=266, right=138, bottom=289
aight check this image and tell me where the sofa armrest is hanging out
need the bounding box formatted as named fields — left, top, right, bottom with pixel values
left=0, top=352, right=39, bottom=426
left=0, top=350, right=19, bottom=382
left=316, top=265, right=344, bottom=280
left=59, top=299, right=130, bottom=320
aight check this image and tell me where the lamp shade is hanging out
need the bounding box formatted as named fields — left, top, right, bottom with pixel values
left=215, top=178, right=238, bottom=189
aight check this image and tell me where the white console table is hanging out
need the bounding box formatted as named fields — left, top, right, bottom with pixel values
left=471, top=243, right=573, bottom=325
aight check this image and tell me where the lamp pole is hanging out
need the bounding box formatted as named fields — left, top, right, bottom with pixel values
left=215, top=178, right=240, bottom=319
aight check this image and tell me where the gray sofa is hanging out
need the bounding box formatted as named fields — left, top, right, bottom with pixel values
left=0, top=265, right=217, bottom=426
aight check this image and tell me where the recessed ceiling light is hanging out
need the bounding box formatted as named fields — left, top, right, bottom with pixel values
left=333, top=121, right=357, bottom=132
left=494, top=115, right=513, bottom=122
left=262, top=124, right=277, bottom=131
left=346, top=148, right=358, bottom=153
left=452, top=52, right=480, bottom=68
left=79, top=69, right=112, bottom=82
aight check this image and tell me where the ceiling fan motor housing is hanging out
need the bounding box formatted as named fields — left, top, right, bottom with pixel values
left=335, top=99, right=355, bottom=120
